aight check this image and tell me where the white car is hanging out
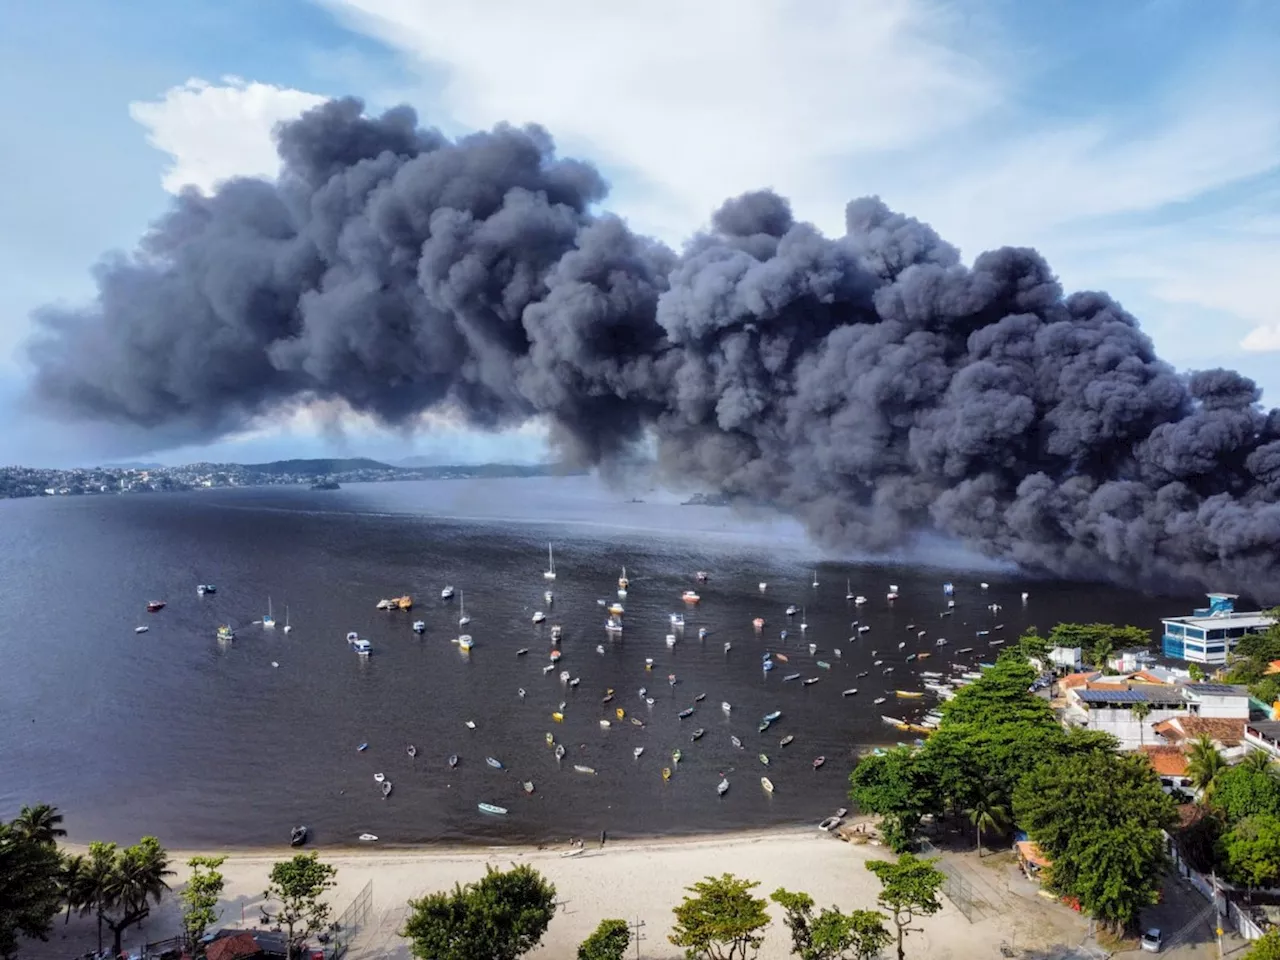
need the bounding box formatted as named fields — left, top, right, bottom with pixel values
left=1139, top=929, right=1162, bottom=953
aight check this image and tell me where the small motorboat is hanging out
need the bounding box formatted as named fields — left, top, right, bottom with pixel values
left=550, top=649, right=562, bottom=662
left=357, top=742, right=368, bottom=752
left=615, top=707, right=625, bottom=720
left=759, top=753, right=770, bottom=766
left=545, top=732, right=555, bottom=746
left=407, top=744, right=417, bottom=758
left=545, top=590, right=554, bottom=604
left=679, top=707, right=694, bottom=719
left=873, top=697, right=887, bottom=704
left=359, top=833, right=378, bottom=842
left=553, top=711, right=565, bottom=722
left=857, top=671, right=869, bottom=678
left=854, top=595, right=867, bottom=605
left=816, top=661, right=831, bottom=670
left=519, top=688, right=527, bottom=699
left=696, top=571, right=709, bottom=582
left=784, top=673, right=801, bottom=682
left=718, top=778, right=729, bottom=796
left=858, top=625, right=871, bottom=633
left=780, top=630, right=789, bottom=640
left=724, top=642, right=732, bottom=652
left=574, top=765, right=597, bottom=775
left=605, top=617, right=623, bottom=633
left=486, top=757, right=503, bottom=769
left=374, top=773, right=385, bottom=783
left=819, top=816, right=842, bottom=832
left=217, top=625, right=235, bottom=642
left=808, top=643, right=817, bottom=655
left=441, top=585, right=454, bottom=599
left=457, top=635, right=473, bottom=651
left=532, top=611, right=546, bottom=623
left=722, top=701, right=732, bottom=713
left=670, top=613, right=685, bottom=627
left=597, top=644, right=605, bottom=654
left=682, top=590, right=700, bottom=603
left=290, top=825, right=307, bottom=846
left=197, top=584, right=217, bottom=596
left=775, top=653, right=789, bottom=663
left=666, top=634, right=677, bottom=647
left=698, top=627, right=708, bottom=640
left=134, top=626, right=149, bottom=634
left=523, top=781, right=535, bottom=794
left=842, top=688, right=858, bottom=696
left=602, top=693, right=614, bottom=704
left=761, top=777, right=774, bottom=793
left=569, top=677, right=581, bottom=687
left=630, top=717, right=644, bottom=727
left=146, top=601, right=165, bottom=612
left=731, top=735, right=743, bottom=749
left=694, top=693, right=706, bottom=702
left=786, top=605, right=799, bottom=616
left=560, top=670, right=571, bottom=683
left=780, top=735, right=794, bottom=747
left=691, top=728, right=705, bottom=741
left=634, top=746, right=644, bottom=758
left=752, top=617, right=765, bottom=630
left=551, top=625, right=563, bottom=641
left=448, top=754, right=459, bottom=767
left=813, top=756, right=826, bottom=770
left=600, top=719, right=611, bottom=729
left=764, top=710, right=782, bottom=722
left=555, top=744, right=566, bottom=760
left=465, top=720, right=477, bottom=729
left=381, top=781, right=392, bottom=797
left=543, top=664, right=555, bottom=674
left=759, top=582, right=768, bottom=592
left=663, top=766, right=672, bottom=781
left=412, top=620, right=426, bottom=633
left=478, top=803, right=507, bottom=815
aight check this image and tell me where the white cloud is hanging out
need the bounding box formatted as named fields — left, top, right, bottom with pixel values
left=128, top=76, right=327, bottom=194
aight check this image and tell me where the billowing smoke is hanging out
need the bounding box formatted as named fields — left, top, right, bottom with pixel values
left=27, top=97, right=1280, bottom=598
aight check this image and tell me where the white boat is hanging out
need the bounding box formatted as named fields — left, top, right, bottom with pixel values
left=808, top=642, right=817, bottom=654
left=532, top=611, right=546, bottom=623
left=670, top=613, right=685, bottom=627
left=545, top=590, right=554, bottom=604
left=842, top=688, right=858, bottom=696
left=374, top=772, right=385, bottom=783
left=698, top=627, right=708, bottom=640
left=458, top=635, right=473, bottom=651
left=458, top=591, right=471, bottom=627
left=544, top=543, right=557, bottom=581
left=412, top=620, right=426, bottom=633
left=466, top=720, right=476, bottom=729
left=478, top=803, right=508, bottom=815
left=346, top=631, right=359, bottom=643
left=846, top=579, right=854, bottom=600
left=551, top=624, right=563, bottom=641
left=759, top=582, right=768, bottom=592
left=619, top=566, right=629, bottom=589
left=599, top=719, right=611, bottom=728
left=936, top=638, right=948, bottom=646
left=352, top=639, right=371, bottom=656
left=596, top=644, right=605, bottom=654
left=441, top=585, right=454, bottom=599
left=786, top=605, right=799, bottom=616
left=1021, top=591, right=1030, bottom=602
left=282, top=606, right=292, bottom=634
left=134, top=625, right=148, bottom=634
left=812, top=570, right=819, bottom=588
left=718, top=778, right=729, bottom=796
left=666, top=634, right=677, bottom=647
left=854, top=595, right=867, bottom=606
left=358, top=833, right=378, bottom=842
left=605, top=617, right=623, bottom=633
left=858, top=625, right=870, bottom=633
left=943, top=582, right=954, bottom=596
left=608, top=602, right=624, bottom=614
left=262, top=596, right=276, bottom=629
left=722, top=701, right=731, bottom=713
left=560, top=670, right=571, bottom=682
left=980, top=582, right=989, bottom=590
left=761, top=777, right=774, bottom=794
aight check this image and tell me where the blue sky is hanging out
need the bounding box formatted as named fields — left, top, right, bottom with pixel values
left=2, top=0, right=1278, bottom=467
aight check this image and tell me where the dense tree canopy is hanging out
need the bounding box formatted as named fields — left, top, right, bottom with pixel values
left=1213, top=766, right=1280, bottom=823
left=0, top=819, right=63, bottom=959
left=669, top=874, right=770, bottom=960
left=402, top=864, right=557, bottom=960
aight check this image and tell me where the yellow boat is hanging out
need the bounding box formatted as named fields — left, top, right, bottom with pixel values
left=545, top=732, right=554, bottom=746
left=907, top=724, right=933, bottom=735
left=396, top=595, right=413, bottom=610
left=552, top=712, right=564, bottom=723
left=616, top=707, right=625, bottom=720
left=895, top=690, right=924, bottom=699
left=662, top=767, right=672, bottom=781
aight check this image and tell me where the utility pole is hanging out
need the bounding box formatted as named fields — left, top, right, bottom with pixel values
left=629, top=916, right=646, bottom=959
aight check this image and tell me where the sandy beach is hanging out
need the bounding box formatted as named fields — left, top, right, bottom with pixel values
left=30, top=824, right=1090, bottom=960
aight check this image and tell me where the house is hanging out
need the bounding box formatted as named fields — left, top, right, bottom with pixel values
left=1055, top=671, right=1100, bottom=697
left=1048, top=646, right=1083, bottom=670
left=1062, top=679, right=1248, bottom=749
left=1161, top=593, right=1274, bottom=665
left=1244, top=721, right=1280, bottom=761
left=1182, top=683, right=1252, bottom=718
left=1153, top=716, right=1246, bottom=760
left=1108, top=649, right=1156, bottom=673
left=1139, top=746, right=1194, bottom=794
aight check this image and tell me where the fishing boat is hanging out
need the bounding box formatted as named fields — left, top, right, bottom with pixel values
left=752, top=617, right=764, bottom=630
left=555, top=744, right=566, bottom=760
left=761, top=777, right=774, bottom=793
left=813, top=756, right=826, bottom=769
left=359, top=833, right=378, bottom=842
left=780, top=734, right=794, bottom=747
left=478, top=803, right=507, bottom=815
left=619, top=566, right=629, bottom=589
left=197, top=584, right=216, bottom=596
left=381, top=781, right=392, bottom=798
left=486, top=757, right=503, bottom=769
left=458, top=635, right=473, bottom=652
left=290, top=825, right=307, bottom=846
left=803, top=677, right=820, bottom=686
left=523, top=781, right=535, bottom=794
left=574, top=764, right=596, bottom=775
left=441, top=585, right=454, bottom=599
left=352, top=639, right=372, bottom=656
left=634, top=746, right=644, bottom=758
left=691, top=728, right=705, bottom=741
left=544, top=543, right=557, bottom=581
left=532, top=611, right=546, bottom=623
left=216, top=625, right=235, bottom=641
left=718, top=778, right=729, bottom=796
left=682, top=590, right=700, bottom=603
left=407, top=744, right=417, bottom=758
left=448, top=754, right=458, bottom=767
left=842, top=688, right=858, bottom=696
left=458, top=591, right=471, bottom=627
left=663, top=767, right=672, bottom=781
left=678, top=706, right=694, bottom=719
left=759, top=753, right=770, bottom=766
left=731, top=735, right=743, bottom=748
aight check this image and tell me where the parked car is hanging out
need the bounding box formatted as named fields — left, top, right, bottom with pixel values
left=1140, top=929, right=1162, bottom=953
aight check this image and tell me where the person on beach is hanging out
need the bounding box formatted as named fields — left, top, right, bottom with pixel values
left=600, top=829, right=607, bottom=849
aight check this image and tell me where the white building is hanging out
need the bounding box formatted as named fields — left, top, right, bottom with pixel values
left=1064, top=681, right=1250, bottom=750
left=1161, top=593, right=1274, bottom=665
left=1048, top=646, right=1082, bottom=670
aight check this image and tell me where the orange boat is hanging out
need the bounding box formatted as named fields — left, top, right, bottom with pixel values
left=752, top=618, right=765, bottom=630
left=395, top=595, right=413, bottom=610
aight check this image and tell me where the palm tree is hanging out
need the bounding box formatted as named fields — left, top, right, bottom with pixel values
left=1187, top=736, right=1227, bottom=800
left=59, top=853, right=88, bottom=925
left=13, top=803, right=66, bottom=846
left=100, top=837, right=173, bottom=955
left=1132, top=702, right=1151, bottom=747
left=966, top=782, right=1010, bottom=857
left=1242, top=750, right=1276, bottom=776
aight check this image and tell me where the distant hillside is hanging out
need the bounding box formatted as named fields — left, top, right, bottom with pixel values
left=393, top=460, right=570, bottom=477
left=242, top=458, right=396, bottom=476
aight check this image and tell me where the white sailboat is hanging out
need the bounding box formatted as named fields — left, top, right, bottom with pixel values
left=262, top=597, right=276, bottom=629
left=812, top=569, right=819, bottom=588
left=283, top=606, right=292, bottom=634
left=458, top=591, right=471, bottom=627
left=846, top=579, right=854, bottom=601
left=544, top=543, right=557, bottom=581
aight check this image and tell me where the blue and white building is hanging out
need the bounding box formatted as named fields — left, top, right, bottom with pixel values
left=1161, top=594, right=1274, bottom=664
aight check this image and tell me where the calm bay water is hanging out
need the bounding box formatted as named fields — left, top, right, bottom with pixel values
left=0, top=475, right=1194, bottom=848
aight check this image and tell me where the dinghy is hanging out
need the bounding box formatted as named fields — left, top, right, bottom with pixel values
left=448, top=754, right=458, bottom=767
left=290, top=825, right=307, bottom=847
left=717, top=778, right=729, bottom=796
left=761, top=777, right=774, bottom=793
left=359, top=833, right=378, bottom=842
left=478, top=803, right=507, bottom=815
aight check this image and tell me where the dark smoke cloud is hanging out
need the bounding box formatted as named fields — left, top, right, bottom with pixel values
left=26, top=97, right=1280, bottom=598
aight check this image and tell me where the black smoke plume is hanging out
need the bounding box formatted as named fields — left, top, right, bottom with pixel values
left=27, top=97, right=1280, bottom=598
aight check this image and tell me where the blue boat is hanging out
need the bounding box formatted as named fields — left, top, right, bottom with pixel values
left=486, top=757, right=503, bottom=769
left=763, top=710, right=782, bottom=723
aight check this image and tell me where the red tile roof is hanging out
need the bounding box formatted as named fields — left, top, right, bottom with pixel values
left=1061, top=671, right=1100, bottom=689
left=206, top=933, right=262, bottom=960
left=1016, top=840, right=1051, bottom=868
left=1152, top=717, right=1244, bottom=746
left=1140, top=745, right=1190, bottom=777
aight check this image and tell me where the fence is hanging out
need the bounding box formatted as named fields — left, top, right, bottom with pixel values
left=326, top=880, right=374, bottom=960
left=918, top=839, right=984, bottom=923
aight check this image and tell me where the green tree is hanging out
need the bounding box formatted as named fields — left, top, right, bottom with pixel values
left=78, top=841, right=118, bottom=951
left=965, top=782, right=1009, bottom=857
left=1014, top=752, right=1174, bottom=932
left=1016, top=629, right=1049, bottom=664
left=848, top=748, right=937, bottom=852
left=1131, top=702, right=1151, bottom=746
left=1244, top=927, right=1280, bottom=960
left=941, top=655, right=1054, bottom=728
left=262, top=853, right=338, bottom=957
left=1187, top=737, right=1227, bottom=799
left=577, top=919, right=630, bottom=960
left=1047, top=623, right=1150, bottom=666
left=1213, top=765, right=1280, bottom=823
left=180, top=856, right=227, bottom=949
left=0, top=819, right=64, bottom=960
left=865, top=854, right=944, bottom=960
left=11, top=804, right=67, bottom=846
left=770, top=889, right=889, bottom=960
left=1242, top=751, right=1277, bottom=777
left=669, top=874, right=770, bottom=960
left=402, top=864, right=557, bottom=960
left=1188, top=663, right=1206, bottom=682
left=100, top=837, right=173, bottom=956
left=1221, top=815, right=1280, bottom=901
left=59, top=854, right=88, bottom=926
